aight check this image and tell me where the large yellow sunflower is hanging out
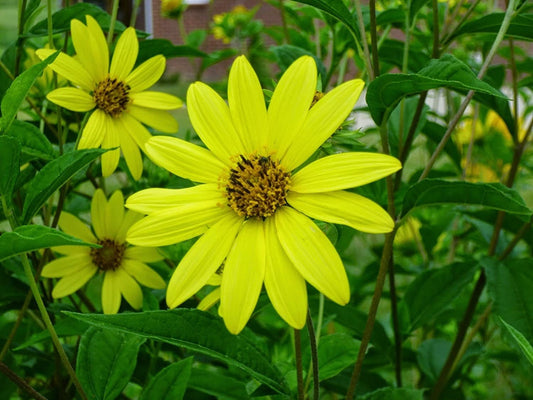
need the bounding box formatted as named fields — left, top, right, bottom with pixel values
left=126, top=55, right=401, bottom=334
left=36, top=15, right=183, bottom=179
left=42, top=189, right=166, bottom=314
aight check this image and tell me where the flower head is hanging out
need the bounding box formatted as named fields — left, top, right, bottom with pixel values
left=126, top=55, right=401, bottom=334
left=42, top=189, right=166, bottom=314
left=36, top=15, right=183, bottom=179
left=161, top=0, right=187, bottom=18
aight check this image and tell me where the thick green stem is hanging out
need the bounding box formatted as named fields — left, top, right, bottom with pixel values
left=353, top=0, right=374, bottom=80
left=107, top=0, right=120, bottom=45
left=389, top=254, right=402, bottom=387
left=369, top=0, right=380, bottom=77
left=306, top=310, right=319, bottom=400
left=294, top=328, right=304, bottom=400
left=47, top=0, right=54, bottom=48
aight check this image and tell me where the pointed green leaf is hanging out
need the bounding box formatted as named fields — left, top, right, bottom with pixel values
left=410, top=0, right=431, bottom=20
left=360, top=387, right=425, bottom=400
left=65, top=309, right=289, bottom=395
left=0, top=136, right=20, bottom=200
left=271, top=45, right=327, bottom=87
left=22, top=148, right=106, bottom=223
left=15, top=317, right=89, bottom=351
left=0, top=52, right=59, bottom=133
left=77, top=327, right=145, bottom=400
left=137, top=39, right=206, bottom=65
left=188, top=367, right=249, bottom=399
left=0, top=225, right=97, bottom=262
left=401, top=179, right=532, bottom=218
left=449, top=13, right=533, bottom=42
left=422, top=121, right=462, bottom=170
left=140, top=358, right=193, bottom=400
left=5, top=120, right=54, bottom=161
left=499, top=317, right=533, bottom=366
left=318, top=333, right=360, bottom=381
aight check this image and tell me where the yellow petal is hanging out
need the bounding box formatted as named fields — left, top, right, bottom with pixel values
left=120, top=112, right=152, bottom=151
left=287, top=191, right=394, bottom=233
left=220, top=218, right=266, bottom=334
left=291, top=152, right=402, bottom=193
left=122, top=259, right=166, bottom=289
left=36, top=49, right=94, bottom=91
left=91, top=189, right=107, bottom=239
left=275, top=206, right=350, bottom=305
left=130, top=91, right=183, bottom=110
left=127, top=202, right=232, bottom=247
left=115, top=210, right=143, bottom=242
left=85, top=15, right=109, bottom=80
left=58, top=211, right=96, bottom=243
left=198, top=288, right=221, bottom=311
left=102, top=271, right=122, bottom=314
left=124, top=246, right=164, bottom=262
left=101, top=116, right=120, bottom=177
left=71, top=18, right=107, bottom=82
left=53, top=245, right=88, bottom=255
left=281, top=79, right=365, bottom=171
left=146, top=136, right=226, bottom=184
left=268, top=56, right=316, bottom=157
left=206, top=273, right=222, bottom=286
left=106, top=190, right=125, bottom=239
left=166, top=212, right=242, bottom=308
left=117, top=268, right=143, bottom=310
left=78, top=110, right=106, bottom=150
left=128, top=105, right=178, bottom=133
left=46, top=87, right=95, bottom=112
left=228, top=56, right=267, bottom=152
left=42, top=253, right=93, bottom=278
left=51, top=263, right=98, bottom=298
left=110, top=27, right=138, bottom=80
left=187, top=82, right=243, bottom=164
left=264, top=217, right=307, bottom=329
left=119, top=123, right=143, bottom=180
left=126, top=55, right=166, bottom=93
left=126, top=183, right=223, bottom=214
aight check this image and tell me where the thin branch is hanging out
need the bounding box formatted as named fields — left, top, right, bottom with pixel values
left=307, top=310, right=319, bottom=400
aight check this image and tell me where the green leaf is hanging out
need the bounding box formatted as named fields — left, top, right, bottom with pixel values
left=360, top=387, right=425, bottom=400
left=271, top=45, right=327, bottom=88
left=140, top=358, right=192, bottom=400
left=188, top=367, right=249, bottom=399
left=293, top=0, right=360, bottom=41
left=378, top=39, right=430, bottom=73
left=15, top=317, right=89, bottom=351
left=416, top=339, right=451, bottom=382
left=5, top=120, right=54, bottom=161
left=27, top=3, right=129, bottom=37
left=137, top=39, right=206, bottom=65
left=0, top=52, right=58, bottom=133
left=366, top=54, right=508, bottom=126
left=401, top=262, right=479, bottom=332
left=485, top=258, right=533, bottom=340
left=318, top=333, right=360, bottom=381
left=449, top=13, right=533, bottom=42
left=0, top=136, right=20, bottom=200
left=65, top=309, right=289, bottom=395
left=410, top=0, right=432, bottom=20
left=387, top=96, right=428, bottom=157
left=499, top=317, right=533, bottom=366
left=0, top=225, right=97, bottom=262
left=77, top=327, right=145, bottom=400
left=422, top=121, right=462, bottom=170
left=401, top=179, right=532, bottom=218
left=22, top=148, right=106, bottom=224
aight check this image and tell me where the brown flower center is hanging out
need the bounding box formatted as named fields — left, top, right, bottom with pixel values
left=93, top=77, right=130, bottom=117
left=310, top=91, right=325, bottom=107
left=90, top=239, right=126, bottom=271
left=226, top=155, right=291, bottom=218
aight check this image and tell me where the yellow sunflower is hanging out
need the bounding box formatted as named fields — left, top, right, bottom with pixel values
left=126, top=55, right=401, bottom=334
left=42, top=189, right=166, bottom=314
left=36, top=15, right=183, bottom=180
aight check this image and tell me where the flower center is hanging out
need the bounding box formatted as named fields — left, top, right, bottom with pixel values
left=226, top=155, right=291, bottom=218
left=93, top=77, right=130, bottom=117
left=90, top=239, right=126, bottom=271
left=311, top=91, right=325, bottom=107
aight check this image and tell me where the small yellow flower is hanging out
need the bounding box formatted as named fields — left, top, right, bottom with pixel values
left=42, top=189, right=166, bottom=314
left=36, top=15, right=183, bottom=179
left=161, top=0, right=187, bottom=18
left=126, top=56, right=401, bottom=334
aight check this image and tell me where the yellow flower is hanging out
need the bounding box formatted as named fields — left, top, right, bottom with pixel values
left=126, top=56, right=401, bottom=334
left=42, top=189, right=166, bottom=314
left=36, top=15, right=183, bottom=180
left=161, top=0, right=187, bottom=18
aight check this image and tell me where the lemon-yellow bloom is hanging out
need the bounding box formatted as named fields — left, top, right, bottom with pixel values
left=126, top=56, right=401, bottom=334
left=42, top=189, right=166, bottom=314
left=36, top=15, right=183, bottom=179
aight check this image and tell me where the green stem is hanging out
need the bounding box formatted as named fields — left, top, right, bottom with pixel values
left=0, top=361, right=48, bottom=400
left=47, top=0, right=54, bottom=48
left=353, top=0, right=374, bottom=80
left=306, top=310, right=319, bottom=400
left=15, top=0, right=28, bottom=76
left=279, top=0, right=291, bottom=45
left=0, top=291, right=33, bottom=361
left=369, top=0, right=380, bottom=77
left=389, top=254, right=402, bottom=387
left=294, top=328, right=304, bottom=400
left=107, top=0, right=120, bottom=46
left=130, top=0, right=143, bottom=27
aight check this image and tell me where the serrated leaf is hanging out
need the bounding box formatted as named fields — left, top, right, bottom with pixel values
left=6, top=120, right=54, bottom=160
left=485, top=258, right=533, bottom=340
left=137, top=39, right=206, bottom=65
left=0, top=225, right=97, bottom=262
left=22, top=148, right=106, bottom=223
left=401, top=179, right=532, bottom=218
left=366, top=54, right=508, bottom=126
left=77, top=327, right=145, bottom=400
left=360, top=387, right=425, bottom=400
left=449, top=13, right=533, bottom=42
left=499, top=317, right=533, bottom=366
left=140, top=358, right=192, bottom=400
left=65, top=309, right=289, bottom=395
left=318, top=333, right=360, bottom=381
left=0, top=136, right=20, bottom=200
left=0, top=52, right=59, bottom=133
left=401, top=262, right=479, bottom=333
